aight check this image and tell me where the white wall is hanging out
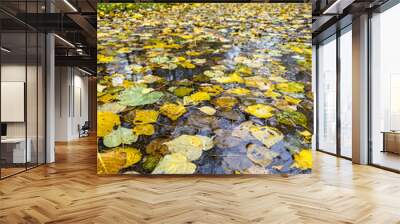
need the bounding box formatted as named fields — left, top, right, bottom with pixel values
left=55, top=67, right=89, bottom=141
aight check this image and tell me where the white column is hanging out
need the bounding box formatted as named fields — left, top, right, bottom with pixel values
left=46, top=32, right=55, bottom=163
left=352, top=14, right=369, bottom=164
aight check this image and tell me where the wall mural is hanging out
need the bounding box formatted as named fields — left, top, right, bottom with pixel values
left=97, top=3, right=313, bottom=175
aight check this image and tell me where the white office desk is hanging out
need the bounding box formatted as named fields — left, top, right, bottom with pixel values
left=1, top=138, right=31, bottom=163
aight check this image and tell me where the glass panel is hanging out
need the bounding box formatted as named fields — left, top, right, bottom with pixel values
left=317, top=36, right=337, bottom=154
left=27, top=31, right=38, bottom=169
left=339, top=28, right=352, bottom=158
left=371, top=4, right=400, bottom=171
left=1, top=31, right=27, bottom=177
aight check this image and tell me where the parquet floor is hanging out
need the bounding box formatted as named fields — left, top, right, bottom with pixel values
left=1, top=136, right=400, bottom=224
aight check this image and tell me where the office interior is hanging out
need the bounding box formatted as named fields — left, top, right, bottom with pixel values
left=0, top=0, right=96, bottom=179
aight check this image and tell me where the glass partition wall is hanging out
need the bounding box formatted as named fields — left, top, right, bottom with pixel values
left=316, top=26, right=352, bottom=159
left=370, top=3, right=400, bottom=172
left=0, top=1, right=46, bottom=179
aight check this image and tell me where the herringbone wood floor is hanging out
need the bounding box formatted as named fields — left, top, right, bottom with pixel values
left=1, top=136, right=400, bottom=224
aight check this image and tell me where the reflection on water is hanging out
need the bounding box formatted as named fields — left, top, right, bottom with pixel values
left=97, top=3, right=313, bottom=175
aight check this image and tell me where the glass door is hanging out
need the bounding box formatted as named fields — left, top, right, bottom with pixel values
left=339, top=26, right=352, bottom=158
left=317, top=35, right=337, bottom=155
left=370, top=3, right=400, bottom=172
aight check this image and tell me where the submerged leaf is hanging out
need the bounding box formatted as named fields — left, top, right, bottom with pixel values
left=247, top=144, right=277, bottom=167
left=250, top=126, right=284, bottom=148
left=163, top=135, right=214, bottom=161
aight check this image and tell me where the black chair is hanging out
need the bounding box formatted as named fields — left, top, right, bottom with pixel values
left=79, top=121, right=90, bottom=138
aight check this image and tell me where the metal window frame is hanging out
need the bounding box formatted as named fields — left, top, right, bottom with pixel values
left=315, top=23, right=353, bottom=161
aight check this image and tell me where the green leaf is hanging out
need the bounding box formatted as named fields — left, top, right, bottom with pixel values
left=103, top=126, right=138, bottom=148
left=276, top=110, right=308, bottom=128
left=118, top=87, right=163, bottom=106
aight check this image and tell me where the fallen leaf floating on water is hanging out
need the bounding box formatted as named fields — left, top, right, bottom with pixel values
left=198, top=106, right=216, bottom=115
left=98, top=147, right=142, bottom=174
left=97, top=102, right=126, bottom=114
left=163, top=135, right=214, bottom=161
left=160, top=103, right=187, bottom=121
left=97, top=111, right=121, bottom=137
left=226, top=87, right=251, bottom=96
left=212, top=73, right=244, bottom=84
left=212, top=96, right=238, bottom=111
left=173, top=87, right=193, bottom=97
left=103, top=126, right=138, bottom=148
left=134, top=110, right=159, bottom=124
left=245, top=104, right=275, bottom=119
left=276, top=82, right=305, bottom=93
left=133, top=124, right=155, bottom=136
left=277, top=110, right=308, bottom=129
left=293, top=149, right=312, bottom=169
left=199, top=85, right=224, bottom=96
left=152, top=153, right=196, bottom=174
left=118, top=87, right=163, bottom=107
left=183, top=91, right=211, bottom=105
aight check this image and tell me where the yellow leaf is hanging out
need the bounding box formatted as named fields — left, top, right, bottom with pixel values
left=186, top=51, right=202, bottom=56
left=97, top=147, right=141, bottom=174
left=183, top=91, right=211, bottom=105
left=97, top=111, right=121, bottom=137
left=152, top=153, right=196, bottom=174
left=98, top=54, right=114, bottom=64
left=245, top=104, right=275, bottom=119
left=264, top=90, right=281, bottom=99
left=180, top=61, right=196, bottom=69
left=284, top=95, right=302, bottom=105
left=212, top=73, right=244, bottom=84
left=133, top=124, right=155, bottom=136
left=244, top=76, right=270, bottom=90
left=226, top=87, right=251, bottom=95
left=294, top=149, right=312, bottom=169
left=212, top=96, right=238, bottom=111
left=134, top=110, right=159, bottom=124
left=199, top=85, right=223, bottom=96
left=160, top=103, right=187, bottom=121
